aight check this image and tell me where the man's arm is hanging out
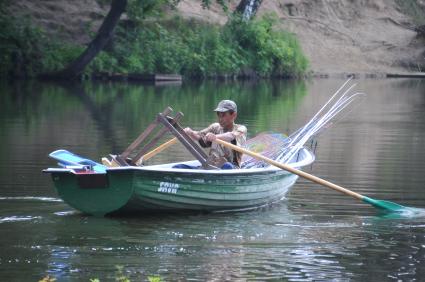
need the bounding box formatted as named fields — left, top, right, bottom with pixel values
left=205, top=125, right=247, bottom=144
left=205, top=132, right=235, bottom=142
left=184, top=127, right=212, bottom=148
left=184, top=127, right=201, bottom=141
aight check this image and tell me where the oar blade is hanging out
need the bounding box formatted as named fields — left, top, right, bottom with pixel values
left=362, top=196, right=409, bottom=213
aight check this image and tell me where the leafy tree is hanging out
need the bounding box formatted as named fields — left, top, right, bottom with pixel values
left=46, top=0, right=229, bottom=79
left=48, top=0, right=128, bottom=79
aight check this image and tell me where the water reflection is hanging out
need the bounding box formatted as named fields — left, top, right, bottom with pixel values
left=0, top=79, right=307, bottom=197
left=39, top=207, right=364, bottom=281
left=289, top=78, right=425, bottom=214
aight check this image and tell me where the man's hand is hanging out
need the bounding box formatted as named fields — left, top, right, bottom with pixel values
left=205, top=132, right=217, bottom=142
left=184, top=127, right=200, bottom=140
left=183, top=127, right=193, bottom=135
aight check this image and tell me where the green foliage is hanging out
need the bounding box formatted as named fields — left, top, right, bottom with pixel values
left=0, top=9, right=308, bottom=79
left=115, top=265, right=130, bottom=282
left=88, top=51, right=120, bottom=74
left=0, top=12, right=82, bottom=78
left=38, top=276, right=56, bottom=282
left=38, top=266, right=163, bottom=282
left=91, top=14, right=308, bottom=78
left=147, top=276, right=163, bottom=282
left=127, top=0, right=169, bottom=23
left=0, top=13, right=45, bottom=77
left=87, top=265, right=163, bottom=282
left=226, top=14, right=308, bottom=77
left=198, top=0, right=228, bottom=11
left=43, top=44, right=85, bottom=73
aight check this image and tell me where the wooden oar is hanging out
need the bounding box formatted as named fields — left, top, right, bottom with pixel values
left=134, top=137, right=178, bottom=165
left=102, top=138, right=178, bottom=167
left=215, top=139, right=413, bottom=213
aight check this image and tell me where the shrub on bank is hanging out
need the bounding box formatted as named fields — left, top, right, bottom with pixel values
left=0, top=13, right=84, bottom=78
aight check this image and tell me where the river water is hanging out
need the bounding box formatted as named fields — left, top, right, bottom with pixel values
left=0, top=78, right=424, bottom=281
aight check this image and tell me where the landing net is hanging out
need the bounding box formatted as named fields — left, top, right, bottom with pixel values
left=241, top=132, right=290, bottom=168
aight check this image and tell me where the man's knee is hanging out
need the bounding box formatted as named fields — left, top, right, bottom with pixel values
left=221, top=162, right=236, bottom=169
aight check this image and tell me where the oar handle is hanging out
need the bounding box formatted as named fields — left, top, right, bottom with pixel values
left=215, top=139, right=364, bottom=201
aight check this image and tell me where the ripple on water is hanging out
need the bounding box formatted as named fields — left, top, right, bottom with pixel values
left=54, top=211, right=78, bottom=216
left=0, top=215, right=42, bottom=223
left=0, top=196, right=62, bottom=202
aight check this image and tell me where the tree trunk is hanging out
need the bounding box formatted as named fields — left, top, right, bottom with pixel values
left=43, top=0, right=127, bottom=79
left=235, top=0, right=263, bottom=20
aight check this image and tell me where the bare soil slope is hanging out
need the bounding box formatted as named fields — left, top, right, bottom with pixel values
left=177, top=0, right=425, bottom=76
left=254, top=0, right=425, bottom=76
left=7, top=0, right=109, bottom=44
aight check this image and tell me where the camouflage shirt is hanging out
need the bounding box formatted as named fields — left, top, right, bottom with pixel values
left=198, top=123, right=247, bottom=168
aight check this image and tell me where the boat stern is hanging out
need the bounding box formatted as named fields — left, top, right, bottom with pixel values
left=44, top=168, right=134, bottom=216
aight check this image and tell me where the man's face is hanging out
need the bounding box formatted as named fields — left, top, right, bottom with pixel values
left=216, top=111, right=236, bottom=129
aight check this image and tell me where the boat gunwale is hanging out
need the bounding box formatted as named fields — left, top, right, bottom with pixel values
left=44, top=147, right=315, bottom=176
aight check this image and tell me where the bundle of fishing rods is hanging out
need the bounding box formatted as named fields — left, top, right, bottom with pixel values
left=242, top=78, right=365, bottom=168
left=278, top=78, right=365, bottom=164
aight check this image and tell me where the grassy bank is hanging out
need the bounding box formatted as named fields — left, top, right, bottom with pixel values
left=0, top=11, right=308, bottom=79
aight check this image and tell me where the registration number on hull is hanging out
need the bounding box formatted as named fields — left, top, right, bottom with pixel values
left=158, top=182, right=180, bottom=194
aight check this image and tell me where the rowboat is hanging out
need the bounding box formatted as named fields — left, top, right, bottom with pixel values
left=44, top=147, right=315, bottom=216
left=44, top=79, right=366, bottom=216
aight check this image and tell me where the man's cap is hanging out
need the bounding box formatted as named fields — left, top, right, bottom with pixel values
left=214, top=100, right=237, bottom=112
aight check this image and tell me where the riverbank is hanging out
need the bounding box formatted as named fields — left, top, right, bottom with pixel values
left=2, top=0, right=425, bottom=80
left=38, top=71, right=425, bottom=83
left=311, top=72, right=425, bottom=79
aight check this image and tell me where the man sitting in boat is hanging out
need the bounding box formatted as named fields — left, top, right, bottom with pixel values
left=174, top=100, right=247, bottom=169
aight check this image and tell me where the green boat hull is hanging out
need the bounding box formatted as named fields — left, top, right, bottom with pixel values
left=128, top=169, right=297, bottom=212
left=50, top=170, right=134, bottom=216
left=49, top=168, right=298, bottom=216
left=47, top=148, right=315, bottom=216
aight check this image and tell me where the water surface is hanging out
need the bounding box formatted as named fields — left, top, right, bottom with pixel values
left=0, top=78, right=424, bottom=281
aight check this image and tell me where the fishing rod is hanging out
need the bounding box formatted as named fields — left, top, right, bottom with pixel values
left=285, top=78, right=355, bottom=149
left=277, top=85, right=364, bottom=164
